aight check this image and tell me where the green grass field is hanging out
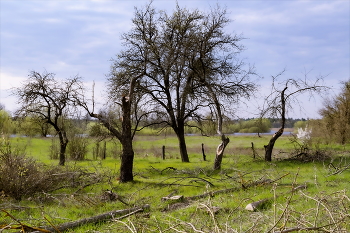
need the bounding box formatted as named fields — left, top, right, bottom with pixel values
left=1, top=134, right=349, bottom=232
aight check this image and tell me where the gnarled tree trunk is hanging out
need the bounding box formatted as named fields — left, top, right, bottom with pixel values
left=264, top=128, right=284, bottom=162
left=119, top=96, right=135, bottom=182
left=56, top=126, right=69, bottom=166
left=213, top=134, right=230, bottom=170
left=264, top=86, right=287, bottom=162
left=175, top=123, right=190, bottom=162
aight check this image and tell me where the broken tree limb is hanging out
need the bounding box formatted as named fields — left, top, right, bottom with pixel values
left=273, top=217, right=348, bottom=233
left=26, top=204, right=150, bottom=233
left=0, top=209, right=51, bottom=232
left=186, top=173, right=290, bottom=202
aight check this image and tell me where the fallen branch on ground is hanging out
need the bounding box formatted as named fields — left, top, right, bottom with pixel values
left=12, top=204, right=150, bottom=233
left=273, top=217, right=349, bottom=233
left=245, top=184, right=307, bottom=212
left=328, top=163, right=350, bottom=176
left=186, top=173, right=289, bottom=202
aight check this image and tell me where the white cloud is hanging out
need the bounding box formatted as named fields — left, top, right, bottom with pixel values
left=0, top=72, right=25, bottom=90
left=308, top=1, right=346, bottom=14
left=233, top=9, right=293, bottom=26
left=0, top=72, right=26, bottom=113
left=41, top=18, right=65, bottom=24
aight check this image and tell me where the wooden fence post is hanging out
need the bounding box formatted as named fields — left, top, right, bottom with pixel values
left=202, top=143, right=206, bottom=161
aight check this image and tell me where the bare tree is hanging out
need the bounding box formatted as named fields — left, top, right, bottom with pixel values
left=207, top=82, right=230, bottom=170
left=78, top=68, right=146, bottom=182
left=116, top=3, right=257, bottom=162
left=13, top=70, right=83, bottom=165
left=261, top=70, right=327, bottom=161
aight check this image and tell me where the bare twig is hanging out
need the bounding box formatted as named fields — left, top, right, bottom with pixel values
left=267, top=168, right=299, bottom=233
left=274, top=218, right=349, bottom=233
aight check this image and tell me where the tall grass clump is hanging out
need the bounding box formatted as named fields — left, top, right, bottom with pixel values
left=49, top=137, right=60, bottom=160
left=92, top=140, right=107, bottom=160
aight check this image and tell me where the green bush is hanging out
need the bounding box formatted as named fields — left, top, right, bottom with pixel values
left=239, top=128, right=249, bottom=133
left=247, top=126, right=259, bottom=133
left=87, top=122, right=110, bottom=137
left=67, top=135, right=88, bottom=161
left=0, top=110, right=13, bottom=135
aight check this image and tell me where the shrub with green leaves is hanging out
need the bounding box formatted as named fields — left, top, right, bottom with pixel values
left=67, top=135, right=88, bottom=160
left=0, top=137, right=70, bottom=200
left=0, top=110, right=13, bottom=135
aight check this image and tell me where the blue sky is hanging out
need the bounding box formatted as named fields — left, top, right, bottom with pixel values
left=1, top=0, right=349, bottom=118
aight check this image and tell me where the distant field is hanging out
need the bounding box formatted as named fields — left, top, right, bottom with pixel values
left=12, top=133, right=297, bottom=161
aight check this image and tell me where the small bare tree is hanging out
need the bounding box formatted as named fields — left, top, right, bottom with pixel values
left=13, top=70, right=83, bottom=165
left=78, top=69, right=146, bottom=182
left=261, top=70, right=328, bottom=161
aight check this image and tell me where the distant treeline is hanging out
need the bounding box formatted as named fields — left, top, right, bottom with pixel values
left=243, top=118, right=308, bottom=129
left=138, top=117, right=307, bottom=136
left=0, top=108, right=307, bottom=137
left=223, top=117, right=307, bottom=134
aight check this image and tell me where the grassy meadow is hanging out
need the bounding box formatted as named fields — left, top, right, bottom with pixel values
left=1, top=133, right=349, bottom=232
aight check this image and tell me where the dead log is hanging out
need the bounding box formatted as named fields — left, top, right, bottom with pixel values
left=245, top=184, right=307, bottom=212
left=245, top=198, right=269, bottom=211
left=292, top=184, right=307, bottom=192
left=198, top=204, right=221, bottom=214
left=185, top=187, right=240, bottom=201
left=27, top=204, right=150, bottom=233
left=161, top=195, right=184, bottom=201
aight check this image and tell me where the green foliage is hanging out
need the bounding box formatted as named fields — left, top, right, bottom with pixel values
left=15, top=116, right=52, bottom=137
left=0, top=109, right=13, bottom=135
left=134, top=126, right=160, bottom=136
left=319, top=80, right=350, bottom=144
left=293, top=120, right=308, bottom=130
left=67, top=135, right=88, bottom=160
left=65, top=118, right=87, bottom=138
left=198, top=116, right=217, bottom=135
left=234, top=118, right=271, bottom=133
left=92, top=140, right=107, bottom=160
left=49, top=138, right=60, bottom=160
left=87, top=121, right=110, bottom=137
